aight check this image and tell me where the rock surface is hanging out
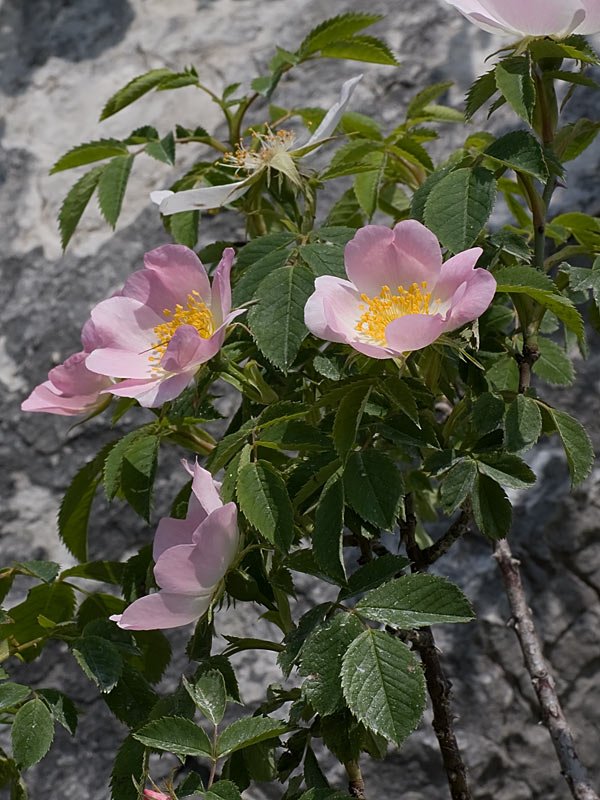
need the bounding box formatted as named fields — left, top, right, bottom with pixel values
left=1, top=0, right=599, bottom=798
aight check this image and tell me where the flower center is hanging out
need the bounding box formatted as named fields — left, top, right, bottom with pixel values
left=150, top=291, right=214, bottom=367
left=223, top=128, right=296, bottom=173
left=356, top=282, right=439, bottom=345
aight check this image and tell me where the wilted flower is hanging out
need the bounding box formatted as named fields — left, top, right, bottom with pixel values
left=85, top=244, right=245, bottom=407
left=304, top=221, right=496, bottom=358
left=21, top=319, right=113, bottom=417
left=443, top=0, right=600, bottom=38
left=143, top=791, right=170, bottom=800
left=150, top=74, right=363, bottom=215
left=111, top=460, right=239, bottom=630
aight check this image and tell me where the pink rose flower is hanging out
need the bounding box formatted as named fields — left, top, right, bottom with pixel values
left=21, top=319, right=113, bottom=417
left=304, top=221, right=496, bottom=359
left=86, top=244, right=245, bottom=408
left=110, top=460, right=239, bottom=630
left=443, top=0, right=600, bottom=38
left=143, top=791, right=170, bottom=800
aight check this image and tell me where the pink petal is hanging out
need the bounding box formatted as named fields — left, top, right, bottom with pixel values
left=152, top=516, right=199, bottom=562
left=344, top=221, right=442, bottom=297
left=21, top=381, right=109, bottom=416
left=210, top=247, right=235, bottom=324
left=442, top=270, right=497, bottom=331
left=48, top=352, right=110, bottom=395
left=80, top=317, right=102, bottom=351
left=104, top=371, right=194, bottom=407
left=431, top=248, right=483, bottom=302
left=188, top=460, right=223, bottom=517
left=110, top=591, right=212, bottom=630
left=143, top=791, right=170, bottom=800
left=154, top=504, right=238, bottom=592
left=384, top=313, right=447, bottom=353
left=305, top=276, right=362, bottom=344
left=160, top=325, right=224, bottom=373
left=141, top=244, right=211, bottom=309
left=478, top=0, right=584, bottom=35
left=579, top=1, right=600, bottom=33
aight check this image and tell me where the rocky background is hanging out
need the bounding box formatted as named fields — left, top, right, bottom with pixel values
left=1, top=0, right=599, bottom=798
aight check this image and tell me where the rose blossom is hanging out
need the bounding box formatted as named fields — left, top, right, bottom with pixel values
left=21, top=319, right=113, bottom=417
left=143, top=792, right=170, bottom=800
left=85, top=244, right=245, bottom=407
left=443, top=0, right=600, bottom=38
left=304, top=220, right=496, bottom=358
left=110, top=460, right=239, bottom=630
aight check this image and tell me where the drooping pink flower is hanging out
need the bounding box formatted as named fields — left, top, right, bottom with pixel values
left=443, top=0, right=600, bottom=38
left=110, top=460, right=239, bottom=630
left=143, top=791, right=170, bottom=800
left=21, top=319, right=113, bottom=417
left=304, top=221, right=496, bottom=359
left=86, top=244, right=245, bottom=408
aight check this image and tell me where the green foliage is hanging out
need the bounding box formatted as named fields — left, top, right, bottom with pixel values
left=237, top=461, right=294, bottom=551
left=72, top=635, right=123, bottom=692
left=341, top=629, right=426, bottom=746
left=12, top=699, right=54, bottom=768
left=343, top=450, right=404, bottom=530
left=471, top=473, right=511, bottom=539
left=216, top=716, right=288, bottom=757
left=299, top=13, right=383, bottom=56
left=97, top=154, right=134, bottom=228
left=51, top=140, right=129, bottom=173
left=494, top=55, right=535, bottom=124
left=0, top=683, right=30, bottom=712
left=313, top=475, right=346, bottom=582
left=504, top=395, right=542, bottom=454
left=333, top=382, right=371, bottom=460
left=133, top=716, right=213, bottom=757
left=120, top=433, right=160, bottom=521
left=547, top=407, right=594, bottom=487
left=58, top=164, right=105, bottom=249
left=484, top=131, right=548, bottom=182
left=100, top=68, right=175, bottom=119
left=183, top=670, right=227, bottom=725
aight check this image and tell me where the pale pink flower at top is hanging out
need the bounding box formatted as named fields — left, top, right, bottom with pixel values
left=110, top=460, right=239, bottom=630
left=21, top=319, right=113, bottom=417
left=443, top=0, right=600, bottom=38
left=304, top=220, right=496, bottom=359
left=85, top=244, right=245, bottom=408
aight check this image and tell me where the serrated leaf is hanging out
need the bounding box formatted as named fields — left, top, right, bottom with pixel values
left=410, top=163, right=453, bottom=223
left=169, top=210, right=199, bottom=248
left=495, top=55, right=535, bottom=124
left=248, top=266, right=313, bottom=372
left=100, top=68, right=174, bottom=119
left=321, top=36, right=399, bottom=66
left=97, top=154, right=134, bottom=228
left=340, top=554, right=410, bottom=600
left=341, top=629, right=425, bottom=746
left=343, top=450, right=403, bottom=530
left=504, top=394, right=542, bottom=454
left=11, top=699, right=54, bottom=768
left=120, top=433, right=159, bottom=521
left=183, top=670, right=226, bottom=725
left=484, top=131, right=548, bottom=182
left=1, top=583, right=75, bottom=659
left=72, top=635, right=122, bottom=692
left=473, top=391, right=504, bottom=435
left=424, top=166, right=496, bottom=252
left=157, top=72, right=200, bottom=90
left=313, top=475, right=346, bottom=585
left=60, top=560, right=124, bottom=584
left=134, top=715, right=212, bottom=757
left=407, top=81, right=452, bottom=120
left=299, top=13, right=383, bottom=55
left=476, top=454, right=535, bottom=490
left=300, top=243, right=346, bottom=279
left=553, top=118, right=600, bottom=162
left=146, top=131, right=175, bottom=165
left=205, top=780, right=243, bottom=800
left=356, top=574, right=474, bottom=628
left=471, top=473, right=511, bottom=539
left=333, top=383, right=372, bottom=460
left=51, top=139, right=129, bottom=173
left=103, top=428, right=151, bottom=500
left=548, top=407, right=594, bottom=487
left=299, top=613, right=364, bottom=716
left=58, top=164, right=105, bottom=249
left=325, top=187, right=366, bottom=228
left=0, top=683, right=30, bottom=712
left=465, top=69, right=497, bottom=119
left=237, top=461, right=294, bottom=552
left=316, top=226, right=358, bottom=245
left=232, top=249, right=292, bottom=306
left=36, top=689, right=78, bottom=735
left=105, top=663, right=159, bottom=728
left=17, top=560, right=60, bottom=584
left=205, top=419, right=254, bottom=473
left=354, top=152, right=385, bottom=220
left=217, top=716, right=287, bottom=758
left=440, top=458, right=476, bottom=514
left=532, top=337, right=574, bottom=386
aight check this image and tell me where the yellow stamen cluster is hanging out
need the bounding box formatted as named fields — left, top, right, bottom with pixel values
left=222, top=128, right=296, bottom=173
left=356, top=282, right=438, bottom=345
left=150, top=291, right=214, bottom=369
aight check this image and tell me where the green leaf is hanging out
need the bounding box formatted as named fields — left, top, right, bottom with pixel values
left=465, top=69, right=497, bottom=119
left=440, top=458, right=477, bottom=514
left=205, top=780, right=243, bottom=800
left=170, top=210, right=199, bottom=249
left=217, top=716, right=287, bottom=758
left=110, top=735, right=146, bottom=800
left=484, top=131, right=548, bottom=182
left=532, top=338, right=574, bottom=386
left=325, top=187, right=366, bottom=228
left=1, top=583, right=75, bottom=657
left=313, top=475, right=346, bottom=583
left=17, top=560, right=60, bottom=584
left=299, top=613, right=364, bottom=716
left=11, top=699, right=54, bottom=768
left=411, top=164, right=453, bottom=223
left=553, top=118, right=600, bottom=162
left=494, top=55, right=535, bottom=124
left=121, top=434, right=160, bottom=521
left=97, top=154, right=134, bottom=228
left=356, top=574, right=474, bottom=628
left=72, top=635, right=122, bottom=692
left=344, top=450, right=403, bottom=530
left=0, top=683, right=30, bottom=712
left=424, top=166, right=496, bottom=252
left=321, top=36, right=399, bottom=66
left=205, top=419, right=254, bottom=473
left=316, top=226, right=358, bottom=245
left=504, top=394, right=542, bottom=454
left=58, top=164, right=105, bottom=249
left=321, top=139, right=377, bottom=180
left=51, top=139, right=129, bottom=174
left=341, top=629, right=426, bottom=746
left=60, top=560, right=124, bottom=585
left=134, top=715, right=212, bottom=757
left=105, top=663, right=159, bottom=728
left=475, top=454, right=536, bottom=490
left=340, top=554, right=410, bottom=600
left=406, top=81, right=453, bottom=120
left=100, top=68, right=175, bottom=119
left=232, top=249, right=292, bottom=306
left=237, top=461, right=294, bottom=552
left=354, top=152, right=385, bottom=220
left=36, top=689, right=78, bottom=735
left=333, top=383, right=372, bottom=460
left=300, top=243, right=346, bottom=279
left=157, top=71, right=201, bottom=91
left=548, top=408, right=594, bottom=487
left=103, top=428, right=149, bottom=500
left=183, top=670, right=226, bottom=725
left=299, top=13, right=383, bottom=55
left=379, top=376, right=419, bottom=424
left=471, top=473, right=511, bottom=539
left=247, top=266, right=314, bottom=372
left=472, top=391, right=505, bottom=435
left=258, top=419, right=327, bottom=451
left=146, top=131, right=176, bottom=165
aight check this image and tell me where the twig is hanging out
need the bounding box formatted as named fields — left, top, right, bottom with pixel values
left=493, top=539, right=599, bottom=800
left=345, top=761, right=366, bottom=799
left=401, top=495, right=473, bottom=800
left=420, top=507, right=472, bottom=567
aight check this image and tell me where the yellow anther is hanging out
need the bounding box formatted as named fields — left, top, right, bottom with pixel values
left=150, top=293, right=215, bottom=371
left=355, top=281, right=433, bottom=345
